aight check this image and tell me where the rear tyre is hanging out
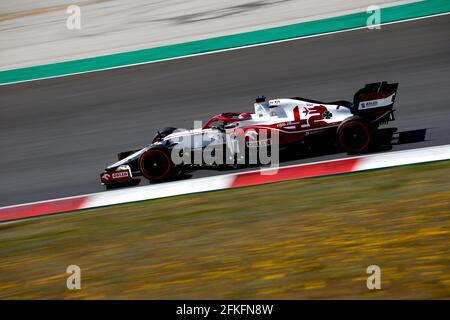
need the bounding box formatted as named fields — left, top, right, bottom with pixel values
left=139, top=148, right=174, bottom=182
left=337, top=117, right=372, bottom=154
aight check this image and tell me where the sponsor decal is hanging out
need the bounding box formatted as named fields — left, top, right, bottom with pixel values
left=246, top=139, right=271, bottom=148
left=360, top=100, right=378, bottom=108
left=277, top=121, right=294, bottom=128
left=322, top=110, right=333, bottom=119
left=101, top=169, right=131, bottom=184
left=305, top=105, right=329, bottom=127
left=112, top=171, right=129, bottom=179
left=358, top=94, right=395, bottom=109
left=101, top=173, right=111, bottom=181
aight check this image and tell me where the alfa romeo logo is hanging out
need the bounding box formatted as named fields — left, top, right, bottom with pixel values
left=322, top=111, right=333, bottom=119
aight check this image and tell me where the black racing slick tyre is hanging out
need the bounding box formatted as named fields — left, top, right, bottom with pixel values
left=139, top=148, right=175, bottom=182
left=337, top=117, right=372, bottom=154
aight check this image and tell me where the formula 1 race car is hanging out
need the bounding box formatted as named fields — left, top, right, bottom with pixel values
left=100, top=81, right=398, bottom=189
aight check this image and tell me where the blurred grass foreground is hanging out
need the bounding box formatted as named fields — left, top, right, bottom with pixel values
left=0, top=161, right=449, bottom=299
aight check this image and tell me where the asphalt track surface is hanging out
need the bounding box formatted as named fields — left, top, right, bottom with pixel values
left=1, top=15, right=449, bottom=207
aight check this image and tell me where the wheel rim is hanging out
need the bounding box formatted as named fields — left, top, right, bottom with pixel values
left=339, top=122, right=370, bottom=153
left=140, top=150, right=171, bottom=180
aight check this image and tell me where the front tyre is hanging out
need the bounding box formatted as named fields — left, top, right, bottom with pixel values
left=139, top=148, right=174, bottom=182
left=337, top=117, right=372, bottom=154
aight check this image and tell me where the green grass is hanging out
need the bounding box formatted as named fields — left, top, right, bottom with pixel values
left=0, top=161, right=449, bottom=299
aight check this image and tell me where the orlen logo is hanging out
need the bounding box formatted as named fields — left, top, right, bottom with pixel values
left=360, top=100, right=378, bottom=109
left=112, top=171, right=129, bottom=179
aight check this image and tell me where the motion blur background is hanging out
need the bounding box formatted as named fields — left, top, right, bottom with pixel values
left=0, top=0, right=415, bottom=70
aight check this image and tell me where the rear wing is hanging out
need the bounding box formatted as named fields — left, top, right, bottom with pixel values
left=354, top=82, right=398, bottom=111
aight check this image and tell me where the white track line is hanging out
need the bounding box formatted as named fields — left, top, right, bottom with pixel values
left=1, top=12, right=449, bottom=86
left=1, top=144, right=450, bottom=212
